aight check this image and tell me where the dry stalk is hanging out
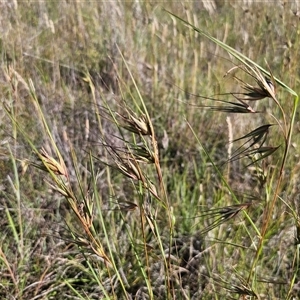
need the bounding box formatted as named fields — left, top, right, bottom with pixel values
left=33, top=148, right=112, bottom=265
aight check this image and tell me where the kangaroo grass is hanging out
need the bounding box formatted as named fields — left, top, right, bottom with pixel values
left=2, top=4, right=299, bottom=298
left=169, top=10, right=299, bottom=295
left=105, top=47, right=175, bottom=298
left=195, top=203, right=254, bottom=235
left=3, top=75, right=116, bottom=296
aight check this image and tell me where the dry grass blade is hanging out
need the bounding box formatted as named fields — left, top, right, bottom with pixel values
left=68, top=200, right=111, bottom=264
left=31, top=149, right=111, bottom=265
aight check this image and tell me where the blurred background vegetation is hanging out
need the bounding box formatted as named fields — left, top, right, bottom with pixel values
left=1, top=1, right=300, bottom=299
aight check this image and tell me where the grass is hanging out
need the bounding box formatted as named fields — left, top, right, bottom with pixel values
left=1, top=1, right=300, bottom=299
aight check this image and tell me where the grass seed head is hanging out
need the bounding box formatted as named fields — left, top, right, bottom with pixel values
left=116, top=158, right=144, bottom=182
left=132, top=145, right=155, bottom=163
left=34, top=148, right=68, bottom=177
left=118, top=112, right=151, bottom=135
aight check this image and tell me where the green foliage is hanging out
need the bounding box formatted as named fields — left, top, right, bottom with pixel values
left=1, top=1, right=300, bottom=299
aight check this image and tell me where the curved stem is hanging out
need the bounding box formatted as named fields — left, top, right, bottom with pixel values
left=248, top=94, right=299, bottom=283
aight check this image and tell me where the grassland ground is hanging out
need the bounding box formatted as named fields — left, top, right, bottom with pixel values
left=1, top=1, right=300, bottom=299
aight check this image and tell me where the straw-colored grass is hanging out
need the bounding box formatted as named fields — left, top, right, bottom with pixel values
left=1, top=2, right=300, bottom=299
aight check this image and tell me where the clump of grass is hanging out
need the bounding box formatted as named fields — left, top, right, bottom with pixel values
left=168, top=10, right=300, bottom=298
left=2, top=2, right=300, bottom=299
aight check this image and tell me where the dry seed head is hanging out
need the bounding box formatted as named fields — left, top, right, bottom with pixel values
left=37, top=148, right=68, bottom=177
left=127, top=159, right=144, bottom=181
left=78, top=202, right=91, bottom=228
left=130, top=114, right=150, bottom=135
left=90, top=244, right=111, bottom=265
left=116, top=159, right=144, bottom=181
left=132, top=145, right=155, bottom=163
left=118, top=113, right=151, bottom=135
left=252, top=68, right=276, bottom=99
left=242, top=82, right=271, bottom=100
left=145, top=181, right=159, bottom=199
left=117, top=200, right=138, bottom=212
left=225, top=65, right=276, bottom=101
left=47, top=182, right=69, bottom=197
